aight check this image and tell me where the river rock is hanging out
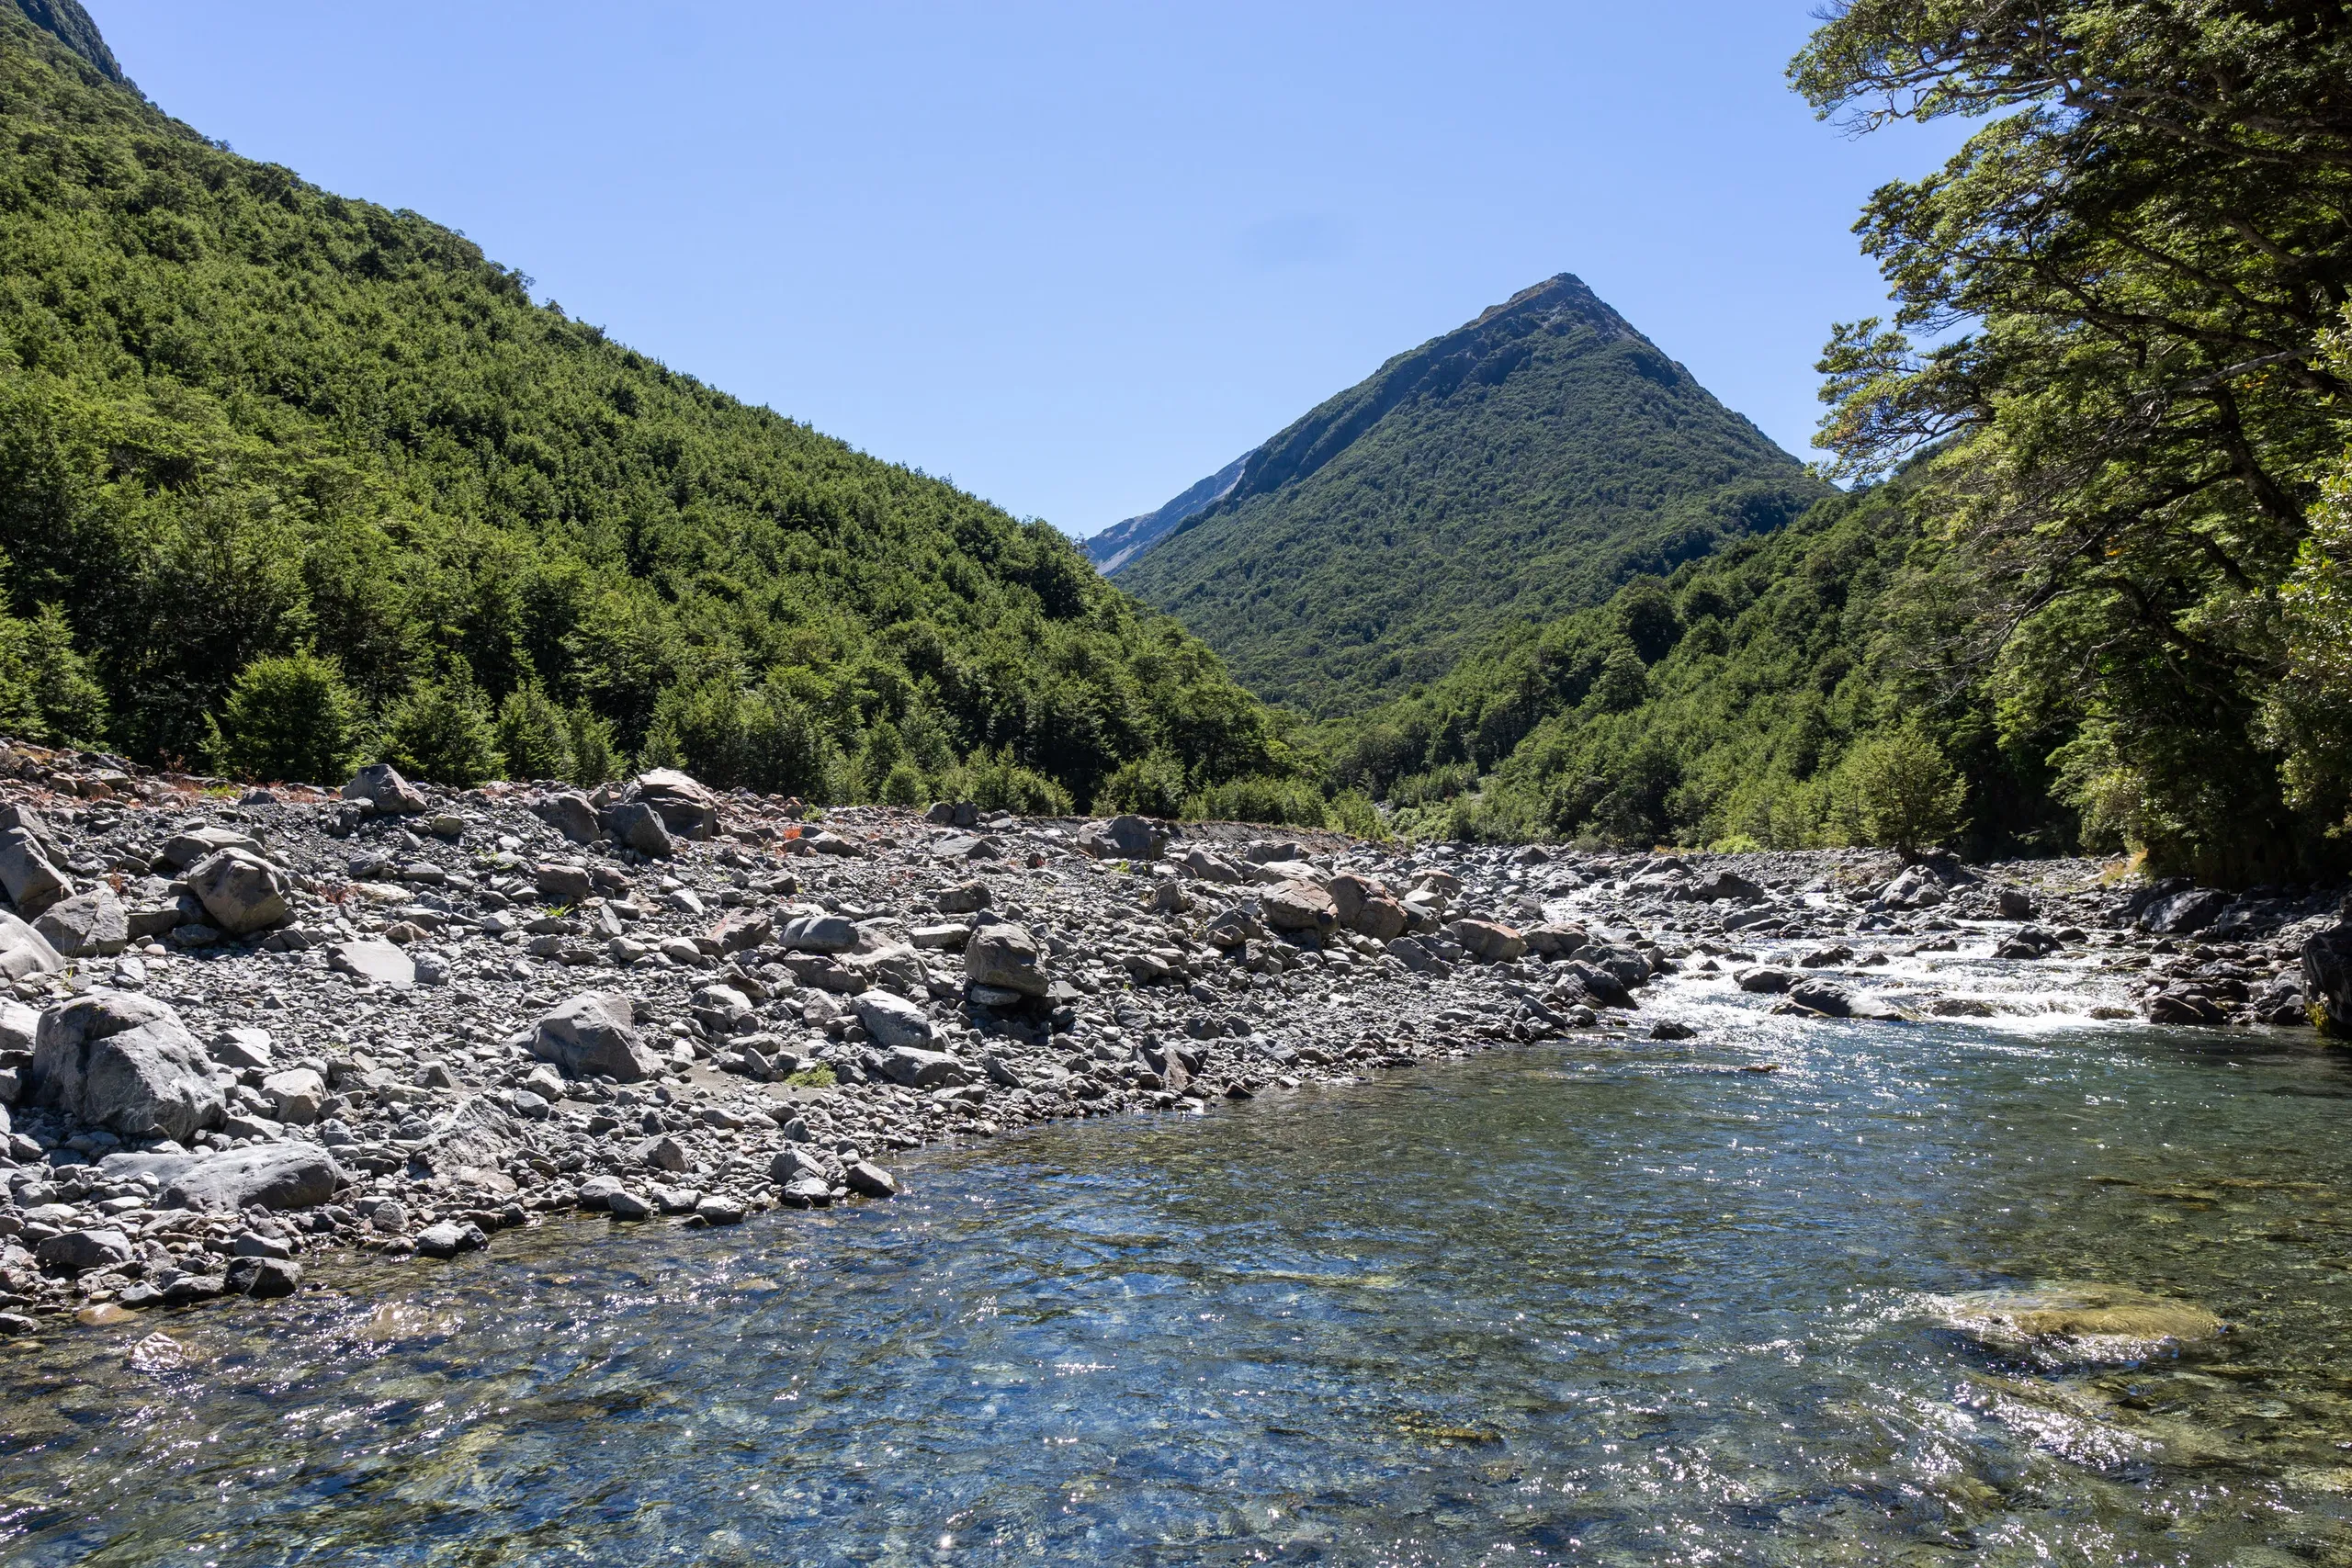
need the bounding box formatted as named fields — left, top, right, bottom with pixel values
left=1260, top=882, right=1338, bottom=937
left=781, top=913, right=858, bottom=952
left=327, top=939, right=415, bottom=990
left=1786, top=977, right=1853, bottom=1018
left=1448, top=919, right=1526, bottom=963
left=32, top=885, right=129, bottom=958
left=935, top=882, right=990, bottom=915
left=36, top=1226, right=136, bottom=1276
left=844, top=1160, right=899, bottom=1198
left=629, top=769, right=720, bottom=840
left=535, top=862, right=594, bottom=904
left=0, top=911, right=65, bottom=981
left=261, top=1066, right=327, bottom=1124
left=2303, top=922, right=2352, bottom=1039
left=30, top=990, right=222, bottom=1141
left=1929, top=1281, right=2224, bottom=1359
left=0, top=827, right=69, bottom=916
left=344, top=763, right=429, bottom=815
left=880, top=1045, right=971, bottom=1089
left=609, top=801, right=673, bottom=857
left=965, top=922, right=1047, bottom=997
left=854, top=991, right=936, bottom=1049
left=528, top=991, right=662, bottom=1081
left=185, top=847, right=290, bottom=936
left=1736, top=968, right=1793, bottom=994
left=531, top=792, right=602, bottom=845
left=2139, top=887, right=2231, bottom=935
left=414, top=1221, right=488, bottom=1258
left=98, top=1143, right=344, bottom=1212
left=1077, top=814, right=1168, bottom=860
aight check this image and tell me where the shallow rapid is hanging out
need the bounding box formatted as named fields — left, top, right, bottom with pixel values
left=7, top=985, right=2352, bottom=1566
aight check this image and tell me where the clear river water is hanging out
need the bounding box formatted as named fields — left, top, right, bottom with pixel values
left=6, top=965, right=2352, bottom=1566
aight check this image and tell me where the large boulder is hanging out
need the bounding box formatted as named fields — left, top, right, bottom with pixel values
left=2304, top=922, right=2352, bottom=1040
left=1524, top=923, right=1588, bottom=958
left=534, top=862, right=595, bottom=905
left=32, top=885, right=129, bottom=957
left=1326, top=873, right=1380, bottom=928
left=0, top=827, right=70, bottom=916
left=156, top=825, right=259, bottom=872
left=28, top=991, right=223, bottom=1142
left=531, top=792, right=602, bottom=845
left=185, top=847, right=291, bottom=936
left=527, top=991, right=662, bottom=1081
left=1448, top=919, right=1527, bottom=963
left=1077, top=815, right=1169, bottom=860
left=97, top=1143, right=345, bottom=1212
left=609, top=801, right=673, bottom=858
left=0, top=911, right=65, bottom=981
left=964, top=922, right=1048, bottom=997
left=629, top=769, right=720, bottom=840
left=327, top=939, right=415, bottom=990
left=879, top=1044, right=971, bottom=1088
left=780, top=913, right=859, bottom=953
left=343, top=762, right=429, bottom=815
left=1352, top=895, right=1409, bottom=942
left=36, top=1227, right=136, bottom=1276
left=854, top=990, right=936, bottom=1050
left=2140, top=887, right=2233, bottom=936
left=1260, top=881, right=1339, bottom=937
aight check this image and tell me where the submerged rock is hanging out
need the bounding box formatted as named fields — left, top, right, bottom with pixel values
left=1928, top=1282, right=2225, bottom=1360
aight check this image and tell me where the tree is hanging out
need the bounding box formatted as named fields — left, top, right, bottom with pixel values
left=205, top=652, right=362, bottom=784
left=1794, top=0, right=2352, bottom=880
left=0, top=601, right=107, bottom=747
left=1847, top=723, right=1967, bottom=856
left=493, top=682, right=573, bottom=781
left=381, top=675, right=503, bottom=785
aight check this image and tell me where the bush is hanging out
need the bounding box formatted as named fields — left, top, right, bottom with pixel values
left=1328, top=788, right=1387, bottom=840
left=204, top=652, right=364, bottom=784
left=382, top=676, right=504, bottom=785
left=1191, top=774, right=1329, bottom=828
left=1846, top=724, right=1967, bottom=855
left=565, top=704, right=621, bottom=786
left=643, top=676, right=835, bottom=797
left=494, top=683, right=573, bottom=780
left=942, top=747, right=1073, bottom=815
left=0, top=602, right=109, bottom=749
left=878, top=759, right=929, bottom=807
left=1095, top=753, right=1187, bottom=818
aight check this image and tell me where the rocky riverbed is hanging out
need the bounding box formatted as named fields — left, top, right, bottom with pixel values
left=0, top=739, right=2345, bottom=1342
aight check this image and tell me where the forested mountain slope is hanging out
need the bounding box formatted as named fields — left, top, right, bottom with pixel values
left=1114, top=275, right=1824, bottom=716
left=0, top=5, right=1291, bottom=807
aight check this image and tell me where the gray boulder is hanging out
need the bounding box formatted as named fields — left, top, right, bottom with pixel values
left=780, top=913, right=859, bottom=953
left=1077, top=815, right=1169, bottom=860
left=609, top=801, right=673, bottom=858
left=29, top=991, right=222, bottom=1142
left=186, top=847, right=290, bottom=936
left=97, top=1143, right=344, bottom=1212
left=0, top=912, right=65, bottom=981
left=964, top=922, right=1048, bottom=997
left=156, top=826, right=259, bottom=871
left=880, top=1045, right=971, bottom=1088
left=2304, top=923, right=2352, bottom=1040
left=531, top=792, right=602, bottom=845
left=1448, top=918, right=1527, bottom=962
left=36, top=1227, right=136, bottom=1276
left=0, top=827, right=69, bottom=916
left=1787, top=977, right=1854, bottom=1018
left=1260, top=882, right=1339, bottom=936
left=327, top=939, right=415, bottom=990
left=629, top=769, right=720, bottom=840
left=854, top=990, right=936, bottom=1050
left=2140, top=887, right=2232, bottom=936
left=528, top=991, right=662, bottom=1081
left=534, top=862, right=595, bottom=904
left=32, top=884, right=129, bottom=957
left=344, top=762, right=429, bottom=815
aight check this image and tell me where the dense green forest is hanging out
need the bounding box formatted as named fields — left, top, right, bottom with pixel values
left=1114, top=275, right=1824, bottom=716
left=0, top=5, right=1300, bottom=811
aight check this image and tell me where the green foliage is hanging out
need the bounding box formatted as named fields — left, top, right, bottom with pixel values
left=204, top=651, right=361, bottom=784
left=940, top=747, right=1073, bottom=817
left=493, top=682, right=573, bottom=782
left=1793, top=0, right=2352, bottom=881
left=0, top=597, right=106, bottom=746
left=1115, top=274, right=1823, bottom=715
left=1317, top=490, right=2075, bottom=856
left=1190, top=774, right=1330, bottom=829
left=0, top=14, right=1288, bottom=806
left=1095, top=752, right=1187, bottom=818
left=1843, top=722, right=1966, bottom=855
left=381, top=676, right=503, bottom=786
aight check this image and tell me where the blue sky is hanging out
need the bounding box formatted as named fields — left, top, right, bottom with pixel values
left=94, top=2, right=1966, bottom=536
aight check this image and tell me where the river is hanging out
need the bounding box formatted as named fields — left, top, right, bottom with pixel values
left=6, top=964, right=2351, bottom=1566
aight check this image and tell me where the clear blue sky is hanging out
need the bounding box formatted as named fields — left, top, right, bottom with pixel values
left=93, top=2, right=1962, bottom=536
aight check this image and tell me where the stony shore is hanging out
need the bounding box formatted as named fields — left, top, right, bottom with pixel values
left=0, top=739, right=2344, bottom=1342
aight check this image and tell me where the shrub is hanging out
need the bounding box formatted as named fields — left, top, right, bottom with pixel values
left=382, top=676, right=504, bottom=785
left=643, top=676, right=835, bottom=797
left=565, top=704, right=621, bottom=786
left=1191, top=774, right=1329, bottom=828
left=1095, top=753, right=1187, bottom=818
left=1846, top=724, right=1967, bottom=855
left=204, top=652, right=362, bottom=784
left=878, top=759, right=929, bottom=807
left=0, top=603, right=109, bottom=749
left=942, top=748, right=1073, bottom=815
left=494, top=683, right=573, bottom=780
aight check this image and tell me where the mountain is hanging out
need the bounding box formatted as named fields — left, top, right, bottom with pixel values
left=0, top=7, right=1294, bottom=808
left=1114, top=275, right=1825, bottom=716
left=1083, top=450, right=1251, bottom=574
